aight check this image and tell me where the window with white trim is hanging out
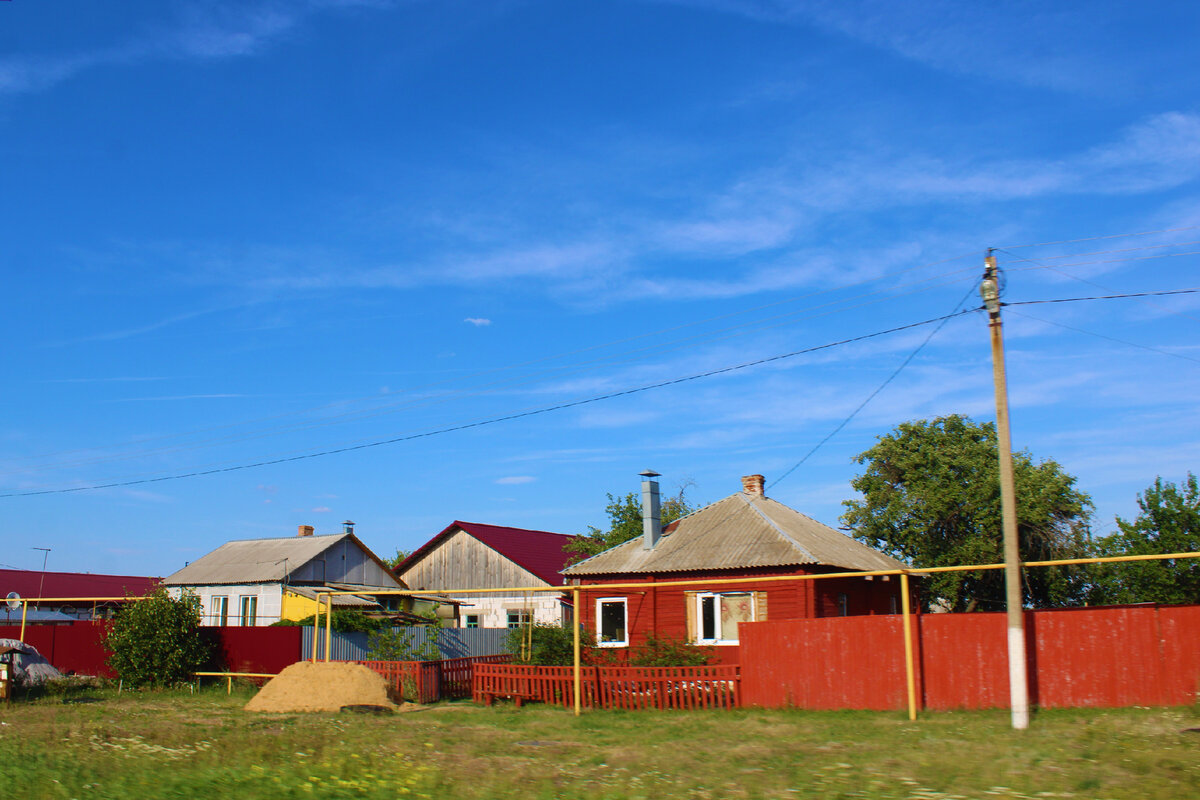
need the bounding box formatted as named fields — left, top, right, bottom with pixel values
left=464, top=614, right=480, bottom=628
left=695, top=592, right=754, bottom=644
left=506, top=610, right=530, bottom=629
left=211, top=595, right=229, bottom=626
left=238, top=595, right=257, bottom=627
left=596, top=597, right=627, bottom=647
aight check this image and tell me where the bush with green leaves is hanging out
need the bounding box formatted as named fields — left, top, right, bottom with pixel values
left=504, top=623, right=594, bottom=665
left=628, top=633, right=715, bottom=666
left=105, top=588, right=211, bottom=688
left=366, top=613, right=442, bottom=661
left=271, top=609, right=384, bottom=632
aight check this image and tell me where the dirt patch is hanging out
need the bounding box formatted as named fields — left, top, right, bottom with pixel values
left=245, top=662, right=397, bottom=713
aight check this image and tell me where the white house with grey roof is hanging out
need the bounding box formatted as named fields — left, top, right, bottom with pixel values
left=163, top=522, right=407, bottom=626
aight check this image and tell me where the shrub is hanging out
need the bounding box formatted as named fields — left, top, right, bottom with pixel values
left=105, top=588, right=211, bottom=688
left=366, top=613, right=442, bottom=661
left=628, top=633, right=715, bottom=666
left=271, top=609, right=384, bottom=632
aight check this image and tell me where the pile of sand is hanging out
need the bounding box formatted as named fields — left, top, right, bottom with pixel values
left=245, top=661, right=397, bottom=713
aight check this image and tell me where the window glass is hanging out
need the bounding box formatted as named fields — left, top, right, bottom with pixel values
left=506, top=610, right=530, bottom=629
left=597, top=598, right=627, bottom=646
left=464, top=614, right=480, bottom=628
left=239, top=595, right=257, bottom=626
left=211, top=596, right=228, bottom=626
left=696, top=592, right=753, bottom=643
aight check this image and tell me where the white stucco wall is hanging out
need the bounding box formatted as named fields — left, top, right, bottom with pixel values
left=168, top=584, right=283, bottom=627
left=457, top=593, right=567, bottom=628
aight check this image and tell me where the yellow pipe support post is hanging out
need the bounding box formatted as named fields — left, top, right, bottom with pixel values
left=900, top=572, right=917, bottom=721
left=572, top=587, right=582, bottom=717
left=324, top=593, right=333, bottom=662
left=312, top=593, right=323, bottom=663
left=19, top=601, right=28, bottom=643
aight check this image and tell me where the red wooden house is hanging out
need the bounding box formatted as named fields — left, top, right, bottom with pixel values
left=562, top=473, right=909, bottom=663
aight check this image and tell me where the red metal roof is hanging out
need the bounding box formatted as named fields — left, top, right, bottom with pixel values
left=400, top=521, right=576, bottom=586
left=0, top=569, right=160, bottom=601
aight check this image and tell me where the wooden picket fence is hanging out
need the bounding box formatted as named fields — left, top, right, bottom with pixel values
left=473, top=663, right=741, bottom=710
left=356, top=654, right=512, bottom=703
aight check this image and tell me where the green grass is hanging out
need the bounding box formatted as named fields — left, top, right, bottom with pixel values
left=1, top=687, right=1197, bottom=799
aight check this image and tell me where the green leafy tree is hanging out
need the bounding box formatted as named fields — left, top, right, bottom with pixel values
left=105, top=588, right=211, bottom=688
left=565, top=484, right=695, bottom=565
left=1090, top=473, right=1200, bottom=605
left=387, top=548, right=412, bottom=571
left=841, top=415, right=1093, bottom=612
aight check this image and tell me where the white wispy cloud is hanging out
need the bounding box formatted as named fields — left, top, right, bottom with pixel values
left=0, top=1, right=394, bottom=95
left=495, top=475, right=536, bottom=485
left=464, top=318, right=492, bottom=327
left=311, top=505, right=332, bottom=512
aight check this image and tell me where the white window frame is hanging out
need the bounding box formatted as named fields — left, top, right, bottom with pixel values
left=211, top=595, right=229, bottom=627
left=595, top=597, right=628, bottom=648
left=239, top=595, right=257, bottom=627
left=695, top=591, right=754, bottom=645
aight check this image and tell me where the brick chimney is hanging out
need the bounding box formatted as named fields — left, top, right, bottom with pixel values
left=741, top=474, right=765, bottom=497
left=298, top=525, right=314, bottom=537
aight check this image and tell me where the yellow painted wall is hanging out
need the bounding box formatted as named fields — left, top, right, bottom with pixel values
left=280, top=589, right=321, bottom=621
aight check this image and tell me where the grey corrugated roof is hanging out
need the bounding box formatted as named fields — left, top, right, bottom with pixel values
left=163, top=534, right=353, bottom=586
left=562, top=491, right=908, bottom=576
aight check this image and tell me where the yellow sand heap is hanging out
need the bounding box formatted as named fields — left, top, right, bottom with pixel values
left=244, top=661, right=397, bottom=713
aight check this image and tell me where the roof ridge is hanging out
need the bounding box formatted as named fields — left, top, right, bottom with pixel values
left=740, top=494, right=819, bottom=562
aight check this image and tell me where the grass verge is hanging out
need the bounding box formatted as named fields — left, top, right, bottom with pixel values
left=1, top=687, right=1197, bottom=799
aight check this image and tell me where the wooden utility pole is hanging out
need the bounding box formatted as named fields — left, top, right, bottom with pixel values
left=981, top=250, right=1030, bottom=730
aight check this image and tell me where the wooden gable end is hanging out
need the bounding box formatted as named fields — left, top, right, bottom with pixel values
left=399, top=528, right=547, bottom=591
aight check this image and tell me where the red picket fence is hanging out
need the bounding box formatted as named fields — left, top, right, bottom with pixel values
left=438, top=654, right=512, bottom=698
left=473, top=663, right=741, bottom=710
left=356, top=654, right=513, bottom=703
left=355, top=660, right=442, bottom=703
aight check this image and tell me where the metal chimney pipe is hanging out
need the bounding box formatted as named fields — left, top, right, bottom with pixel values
left=640, top=470, right=662, bottom=550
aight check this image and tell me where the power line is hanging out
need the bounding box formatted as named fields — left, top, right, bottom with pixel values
left=1004, top=288, right=1200, bottom=306
left=0, top=309, right=976, bottom=499
left=999, top=224, right=1200, bottom=250
left=770, top=285, right=982, bottom=489
left=1006, top=309, right=1200, bottom=365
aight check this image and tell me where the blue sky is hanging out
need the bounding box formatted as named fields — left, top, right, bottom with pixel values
left=2, top=0, right=1198, bottom=577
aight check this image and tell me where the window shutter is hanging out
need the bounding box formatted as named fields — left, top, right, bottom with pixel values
left=685, top=591, right=697, bottom=642
left=755, top=591, right=768, bottom=621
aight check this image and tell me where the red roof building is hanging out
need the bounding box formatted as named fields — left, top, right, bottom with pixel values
left=397, top=521, right=576, bottom=629
left=0, top=569, right=160, bottom=621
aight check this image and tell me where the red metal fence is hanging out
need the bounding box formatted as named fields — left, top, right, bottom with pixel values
left=356, top=654, right=512, bottom=702
left=473, top=663, right=741, bottom=710
left=0, top=622, right=303, bottom=678
left=740, top=604, right=1200, bottom=710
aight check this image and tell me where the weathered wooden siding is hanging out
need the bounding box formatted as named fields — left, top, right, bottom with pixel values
left=288, top=538, right=395, bottom=586
left=400, top=528, right=548, bottom=591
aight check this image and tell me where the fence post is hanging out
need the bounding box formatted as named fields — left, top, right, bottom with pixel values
left=901, top=571, right=918, bottom=721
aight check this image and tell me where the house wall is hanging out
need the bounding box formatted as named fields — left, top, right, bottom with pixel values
left=170, top=584, right=284, bottom=627
left=576, top=567, right=906, bottom=662
left=457, top=593, right=567, bottom=629
left=399, top=528, right=566, bottom=627
left=400, top=528, right=551, bottom=590
left=287, top=538, right=396, bottom=587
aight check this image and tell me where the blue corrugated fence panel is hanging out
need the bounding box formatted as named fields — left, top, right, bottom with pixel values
left=301, top=626, right=511, bottom=661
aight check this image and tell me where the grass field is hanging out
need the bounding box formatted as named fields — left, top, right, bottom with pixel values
left=1, top=685, right=1197, bottom=799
